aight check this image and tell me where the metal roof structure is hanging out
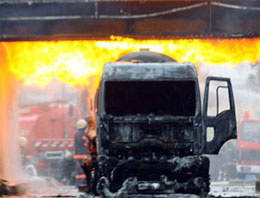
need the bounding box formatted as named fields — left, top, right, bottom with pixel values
left=0, top=0, right=260, bottom=40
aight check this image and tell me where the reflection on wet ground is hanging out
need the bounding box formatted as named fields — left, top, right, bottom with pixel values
left=3, top=178, right=260, bottom=198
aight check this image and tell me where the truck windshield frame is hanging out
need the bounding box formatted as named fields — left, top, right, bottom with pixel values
left=104, top=80, right=196, bottom=117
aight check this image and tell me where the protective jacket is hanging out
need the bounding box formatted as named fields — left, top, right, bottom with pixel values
left=74, top=128, right=89, bottom=157
left=74, top=127, right=89, bottom=186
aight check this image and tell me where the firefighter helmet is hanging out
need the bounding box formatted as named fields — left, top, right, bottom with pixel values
left=19, top=136, right=28, bottom=147
left=76, top=119, right=88, bottom=129
left=64, top=150, right=73, bottom=160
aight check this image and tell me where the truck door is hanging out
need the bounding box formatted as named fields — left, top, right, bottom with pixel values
left=203, top=76, right=237, bottom=154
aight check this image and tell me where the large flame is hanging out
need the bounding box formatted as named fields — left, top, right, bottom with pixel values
left=2, top=37, right=260, bottom=90
left=1, top=37, right=260, bottom=177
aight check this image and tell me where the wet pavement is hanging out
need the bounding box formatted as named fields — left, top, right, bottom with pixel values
left=0, top=177, right=81, bottom=198
left=2, top=178, right=260, bottom=198
left=210, top=179, right=260, bottom=197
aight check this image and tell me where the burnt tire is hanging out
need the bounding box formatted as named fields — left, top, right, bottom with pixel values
left=177, top=156, right=210, bottom=195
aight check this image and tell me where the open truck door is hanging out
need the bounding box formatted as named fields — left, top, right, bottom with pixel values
left=203, top=76, right=237, bottom=154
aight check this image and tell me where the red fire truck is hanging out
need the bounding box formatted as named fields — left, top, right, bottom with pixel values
left=236, top=112, right=260, bottom=179
left=19, top=100, right=80, bottom=181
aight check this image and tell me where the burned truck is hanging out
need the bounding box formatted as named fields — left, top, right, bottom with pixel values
left=93, top=50, right=237, bottom=197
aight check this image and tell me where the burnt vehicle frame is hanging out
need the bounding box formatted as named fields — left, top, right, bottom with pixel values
left=92, top=51, right=236, bottom=197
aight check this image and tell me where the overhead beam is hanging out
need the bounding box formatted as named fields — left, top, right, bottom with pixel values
left=0, top=0, right=259, bottom=40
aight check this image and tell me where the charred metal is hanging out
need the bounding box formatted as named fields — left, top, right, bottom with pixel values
left=90, top=50, right=237, bottom=197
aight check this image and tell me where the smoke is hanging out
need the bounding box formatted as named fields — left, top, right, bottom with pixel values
left=19, top=80, right=78, bottom=106
left=199, top=62, right=260, bottom=119
left=0, top=41, right=98, bottom=187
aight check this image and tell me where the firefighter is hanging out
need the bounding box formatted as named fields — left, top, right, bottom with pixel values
left=18, top=136, right=28, bottom=165
left=74, top=119, right=89, bottom=188
left=57, top=150, right=76, bottom=185
left=82, top=116, right=97, bottom=194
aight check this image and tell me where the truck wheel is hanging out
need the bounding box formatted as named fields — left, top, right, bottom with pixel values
left=188, top=156, right=210, bottom=195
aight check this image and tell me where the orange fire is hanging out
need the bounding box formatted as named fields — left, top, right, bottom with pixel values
left=0, top=44, right=13, bottom=178
left=0, top=37, right=259, bottom=178
left=1, top=37, right=260, bottom=90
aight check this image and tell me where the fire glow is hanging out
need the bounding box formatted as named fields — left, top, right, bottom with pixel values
left=0, top=37, right=260, bottom=179
left=1, top=37, right=260, bottom=89
left=0, top=44, right=13, bottom=178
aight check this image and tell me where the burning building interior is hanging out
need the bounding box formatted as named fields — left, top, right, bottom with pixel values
left=1, top=0, right=260, bottom=197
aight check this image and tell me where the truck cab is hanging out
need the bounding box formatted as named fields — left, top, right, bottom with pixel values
left=94, top=50, right=237, bottom=197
